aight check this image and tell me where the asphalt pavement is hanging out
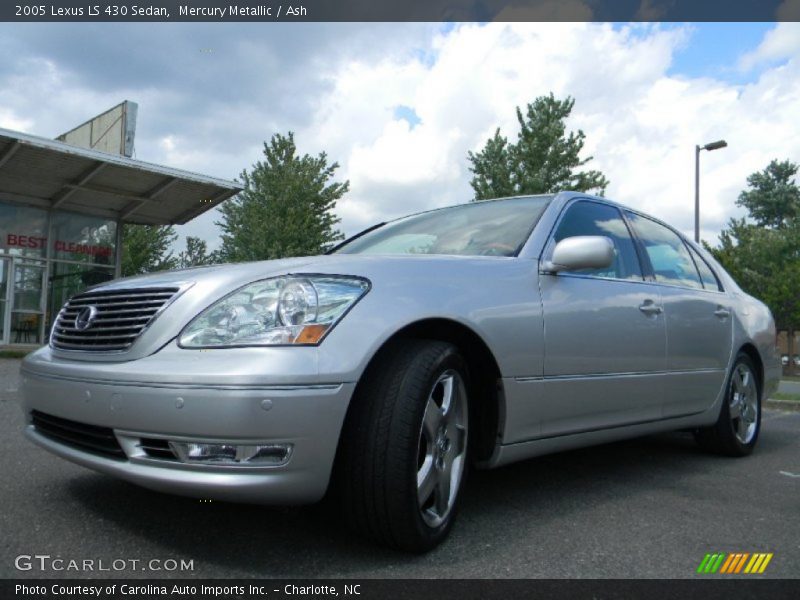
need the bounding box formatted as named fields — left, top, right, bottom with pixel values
left=2, top=358, right=798, bottom=579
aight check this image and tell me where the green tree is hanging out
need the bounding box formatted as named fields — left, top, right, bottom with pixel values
left=468, top=93, right=609, bottom=201
left=178, top=236, right=212, bottom=268
left=708, top=159, right=800, bottom=374
left=217, top=132, right=347, bottom=262
left=736, top=159, right=800, bottom=229
left=121, top=224, right=178, bottom=277
left=468, top=129, right=515, bottom=200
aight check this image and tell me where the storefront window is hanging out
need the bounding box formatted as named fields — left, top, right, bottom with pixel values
left=0, top=202, right=47, bottom=259
left=13, top=262, right=44, bottom=311
left=11, top=313, right=42, bottom=345
left=51, top=210, right=117, bottom=264
left=10, top=261, right=45, bottom=344
left=0, top=201, right=120, bottom=345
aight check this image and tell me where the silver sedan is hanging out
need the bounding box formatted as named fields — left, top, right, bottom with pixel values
left=20, top=192, right=780, bottom=552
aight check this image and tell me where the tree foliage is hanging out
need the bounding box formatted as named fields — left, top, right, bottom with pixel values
left=178, top=236, right=212, bottom=268
left=121, top=224, right=178, bottom=277
left=711, top=219, right=800, bottom=330
left=736, top=159, right=800, bottom=229
left=468, top=130, right=515, bottom=200
left=708, top=159, right=800, bottom=371
left=468, top=93, right=609, bottom=201
left=216, top=132, right=347, bottom=262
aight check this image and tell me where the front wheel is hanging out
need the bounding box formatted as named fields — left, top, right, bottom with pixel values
left=336, top=339, right=470, bottom=552
left=695, top=352, right=761, bottom=456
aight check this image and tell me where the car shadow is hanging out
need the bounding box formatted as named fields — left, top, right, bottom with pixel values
left=64, top=428, right=788, bottom=577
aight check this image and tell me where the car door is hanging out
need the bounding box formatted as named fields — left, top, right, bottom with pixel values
left=624, top=211, right=733, bottom=417
left=538, top=200, right=666, bottom=437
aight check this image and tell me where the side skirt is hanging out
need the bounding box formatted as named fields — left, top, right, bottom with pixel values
left=479, top=408, right=718, bottom=469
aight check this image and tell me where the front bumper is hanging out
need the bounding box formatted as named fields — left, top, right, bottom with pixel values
left=20, top=351, right=354, bottom=504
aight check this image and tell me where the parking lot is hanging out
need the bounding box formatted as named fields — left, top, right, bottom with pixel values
left=2, top=358, right=798, bottom=579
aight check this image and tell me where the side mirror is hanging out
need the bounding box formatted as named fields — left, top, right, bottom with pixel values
left=542, top=236, right=614, bottom=274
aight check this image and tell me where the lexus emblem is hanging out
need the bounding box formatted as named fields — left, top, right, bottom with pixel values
left=74, top=306, right=98, bottom=331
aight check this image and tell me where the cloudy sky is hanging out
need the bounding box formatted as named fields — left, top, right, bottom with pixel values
left=1, top=20, right=799, bottom=251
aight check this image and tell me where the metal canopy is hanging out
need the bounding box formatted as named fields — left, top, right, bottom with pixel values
left=0, top=127, right=241, bottom=225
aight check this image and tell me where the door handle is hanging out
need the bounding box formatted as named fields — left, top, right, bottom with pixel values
left=714, top=306, right=731, bottom=319
left=639, top=300, right=663, bottom=315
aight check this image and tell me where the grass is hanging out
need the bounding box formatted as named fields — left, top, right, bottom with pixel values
left=0, top=350, right=30, bottom=359
left=772, top=392, right=800, bottom=402
left=782, top=375, right=800, bottom=383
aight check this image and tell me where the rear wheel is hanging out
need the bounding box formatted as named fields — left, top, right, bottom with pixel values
left=336, top=339, right=470, bottom=552
left=695, top=352, right=761, bottom=456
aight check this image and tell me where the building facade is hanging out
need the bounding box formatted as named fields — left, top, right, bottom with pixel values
left=0, top=125, right=241, bottom=349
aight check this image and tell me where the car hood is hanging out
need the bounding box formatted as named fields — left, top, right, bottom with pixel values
left=97, top=253, right=514, bottom=290
left=50, top=253, right=520, bottom=362
left=95, top=256, right=317, bottom=290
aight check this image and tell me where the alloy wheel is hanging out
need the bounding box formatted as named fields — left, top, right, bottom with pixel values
left=730, top=363, right=758, bottom=445
left=416, top=369, right=468, bottom=528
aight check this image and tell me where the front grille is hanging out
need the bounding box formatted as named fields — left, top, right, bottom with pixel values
left=51, top=286, right=179, bottom=352
left=31, top=411, right=125, bottom=460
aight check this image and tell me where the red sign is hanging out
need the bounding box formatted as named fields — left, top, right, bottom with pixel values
left=6, top=234, right=47, bottom=249
left=6, top=234, right=112, bottom=257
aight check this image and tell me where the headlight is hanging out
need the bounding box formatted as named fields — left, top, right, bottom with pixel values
left=178, top=275, right=370, bottom=348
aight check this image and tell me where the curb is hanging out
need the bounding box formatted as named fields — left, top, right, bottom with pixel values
left=766, top=399, right=800, bottom=412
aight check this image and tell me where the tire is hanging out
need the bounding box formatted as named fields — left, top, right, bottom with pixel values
left=695, top=352, right=761, bottom=457
left=335, top=339, right=470, bottom=552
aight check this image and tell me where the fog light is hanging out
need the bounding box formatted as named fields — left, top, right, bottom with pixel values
left=169, top=441, right=293, bottom=466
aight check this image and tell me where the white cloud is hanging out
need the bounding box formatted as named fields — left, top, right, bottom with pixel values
left=0, top=107, right=33, bottom=132
left=739, top=22, right=800, bottom=71
left=298, top=22, right=800, bottom=245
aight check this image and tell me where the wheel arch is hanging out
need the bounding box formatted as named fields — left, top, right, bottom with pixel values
left=738, top=342, right=764, bottom=396
left=340, top=317, right=505, bottom=465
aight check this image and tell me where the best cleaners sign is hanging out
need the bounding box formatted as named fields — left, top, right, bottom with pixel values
left=6, top=233, right=113, bottom=258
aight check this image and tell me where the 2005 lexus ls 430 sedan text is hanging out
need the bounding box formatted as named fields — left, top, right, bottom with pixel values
left=21, top=192, right=780, bottom=552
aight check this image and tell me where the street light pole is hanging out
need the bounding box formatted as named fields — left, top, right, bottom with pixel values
left=694, top=139, right=728, bottom=243
left=695, top=145, right=700, bottom=243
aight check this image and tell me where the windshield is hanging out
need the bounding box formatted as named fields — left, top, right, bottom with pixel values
left=335, top=196, right=552, bottom=257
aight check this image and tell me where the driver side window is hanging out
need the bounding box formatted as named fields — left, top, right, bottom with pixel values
left=553, top=201, right=643, bottom=280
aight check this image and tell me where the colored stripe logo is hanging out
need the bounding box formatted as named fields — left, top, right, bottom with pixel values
left=697, top=553, right=773, bottom=574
